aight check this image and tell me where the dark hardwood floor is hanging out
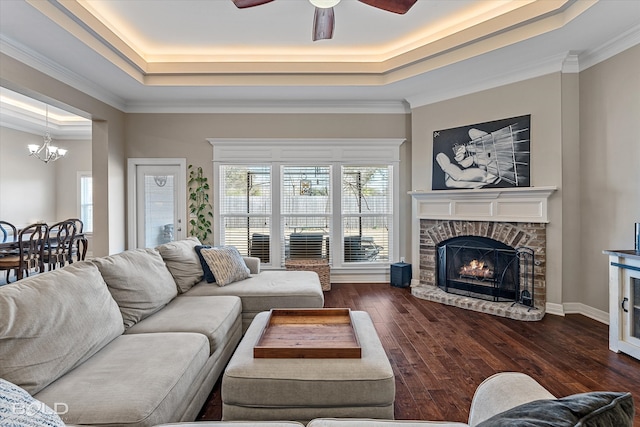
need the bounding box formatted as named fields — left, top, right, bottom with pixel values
left=198, top=283, right=640, bottom=425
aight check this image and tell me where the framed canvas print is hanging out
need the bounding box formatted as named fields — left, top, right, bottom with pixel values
left=432, top=115, right=531, bottom=190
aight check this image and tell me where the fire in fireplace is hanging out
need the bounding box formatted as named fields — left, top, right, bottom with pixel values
left=437, top=236, right=535, bottom=306
left=459, top=259, right=494, bottom=279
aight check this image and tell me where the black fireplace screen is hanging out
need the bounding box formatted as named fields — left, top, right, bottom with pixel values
left=437, top=236, right=535, bottom=306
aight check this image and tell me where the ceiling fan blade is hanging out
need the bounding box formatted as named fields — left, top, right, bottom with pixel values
left=232, top=0, right=274, bottom=8
left=357, top=0, right=417, bottom=14
left=313, top=7, right=335, bottom=41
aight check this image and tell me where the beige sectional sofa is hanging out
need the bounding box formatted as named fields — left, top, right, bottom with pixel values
left=0, top=238, right=324, bottom=427
left=154, top=372, right=634, bottom=426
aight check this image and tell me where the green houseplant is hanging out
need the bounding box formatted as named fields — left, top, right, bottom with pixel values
left=188, top=164, right=213, bottom=244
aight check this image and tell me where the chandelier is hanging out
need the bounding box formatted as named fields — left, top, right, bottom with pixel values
left=28, top=105, right=68, bottom=163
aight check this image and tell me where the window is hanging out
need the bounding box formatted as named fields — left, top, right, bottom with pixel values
left=219, top=165, right=271, bottom=263
left=78, top=172, right=93, bottom=233
left=282, top=166, right=331, bottom=261
left=211, top=139, right=402, bottom=275
left=342, top=166, right=391, bottom=263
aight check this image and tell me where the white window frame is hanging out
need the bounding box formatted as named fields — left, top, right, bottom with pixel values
left=209, top=139, right=403, bottom=282
left=77, top=171, right=93, bottom=233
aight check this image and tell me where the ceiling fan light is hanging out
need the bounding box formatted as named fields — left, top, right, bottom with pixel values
left=309, top=0, right=340, bottom=9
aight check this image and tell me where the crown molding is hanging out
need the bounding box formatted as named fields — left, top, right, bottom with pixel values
left=0, top=35, right=126, bottom=112
left=0, top=119, right=90, bottom=140
left=562, top=52, right=580, bottom=74
left=406, top=22, right=640, bottom=110
left=125, top=99, right=410, bottom=114
left=2, top=18, right=637, bottom=115
left=578, top=23, right=640, bottom=71
left=406, top=51, right=569, bottom=109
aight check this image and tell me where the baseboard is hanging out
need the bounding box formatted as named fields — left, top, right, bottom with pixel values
left=545, top=302, right=565, bottom=317
left=563, top=302, right=609, bottom=325
left=331, top=271, right=388, bottom=284
left=545, top=302, right=609, bottom=324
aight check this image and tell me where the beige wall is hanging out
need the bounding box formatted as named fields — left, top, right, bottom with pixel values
left=0, top=128, right=91, bottom=225
left=1, top=53, right=126, bottom=256
left=578, top=44, right=640, bottom=312
left=410, top=73, right=566, bottom=306
left=0, top=127, right=57, bottom=226
left=54, top=138, right=92, bottom=221
left=124, top=112, right=413, bottom=257
left=561, top=72, right=581, bottom=308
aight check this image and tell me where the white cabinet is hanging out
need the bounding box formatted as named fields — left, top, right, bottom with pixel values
left=606, top=250, right=640, bottom=361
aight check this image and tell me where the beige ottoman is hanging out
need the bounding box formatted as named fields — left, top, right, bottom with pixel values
left=221, top=310, right=395, bottom=423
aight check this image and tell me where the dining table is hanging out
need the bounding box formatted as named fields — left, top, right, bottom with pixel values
left=0, top=231, right=88, bottom=261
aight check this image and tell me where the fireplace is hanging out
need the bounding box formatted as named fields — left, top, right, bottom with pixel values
left=437, top=236, right=534, bottom=306
left=409, top=187, right=556, bottom=321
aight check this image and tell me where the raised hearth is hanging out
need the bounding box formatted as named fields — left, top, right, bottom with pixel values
left=412, top=284, right=542, bottom=321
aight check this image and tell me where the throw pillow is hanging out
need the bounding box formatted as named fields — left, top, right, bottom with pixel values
left=0, top=378, right=65, bottom=426
left=92, top=248, right=178, bottom=329
left=199, top=246, right=251, bottom=286
left=476, top=391, right=634, bottom=427
left=157, top=237, right=203, bottom=293
left=195, top=245, right=215, bottom=283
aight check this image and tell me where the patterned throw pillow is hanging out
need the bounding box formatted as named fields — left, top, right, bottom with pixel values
left=0, top=378, right=65, bottom=426
left=198, top=246, right=250, bottom=286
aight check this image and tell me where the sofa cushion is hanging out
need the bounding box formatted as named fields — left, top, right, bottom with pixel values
left=34, top=333, right=210, bottom=427
left=157, top=237, right=203, bottom=293
left=0, top=378, right=65, bottom=427
left=195, top=244, right=215, bottom=283
left=0, top=262, right=124, bottom=395
left=125, top=295, right=242, bottom=355
left=185, top=270, right=324, bottom=315
left=93, top=248, right=178, bottom=329
left=199, top=246, right=250, bottom=286
left=475, top=391, right=634, bottom=427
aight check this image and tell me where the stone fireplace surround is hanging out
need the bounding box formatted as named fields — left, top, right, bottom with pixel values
left=410, top=187, right=556, bottom=321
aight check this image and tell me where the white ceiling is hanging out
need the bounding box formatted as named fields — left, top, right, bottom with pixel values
left=0, top=0, right=639, bottom=136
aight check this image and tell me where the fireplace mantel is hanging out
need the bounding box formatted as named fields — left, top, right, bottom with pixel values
left=410, top=186, right=557, bottom=223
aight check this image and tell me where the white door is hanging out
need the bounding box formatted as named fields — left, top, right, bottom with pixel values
left=128, top=159, right=186, bottom=249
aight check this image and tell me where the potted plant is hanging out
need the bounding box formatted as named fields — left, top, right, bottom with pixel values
left=188, top=164, right=213, bottom=244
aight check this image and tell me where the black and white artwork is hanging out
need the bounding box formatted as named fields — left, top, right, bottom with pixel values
left=432, top=115, right=531, bottom=190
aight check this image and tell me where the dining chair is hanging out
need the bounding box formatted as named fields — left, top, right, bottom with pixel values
left=0, top=220, right=19, bottom=282
left=67, top=218, right=87, bottom=261
left=0, top=220, right=17, bottom=244
left=0, top=223, right=48, bottom=282
left=43, top=220, right=77, bottom=271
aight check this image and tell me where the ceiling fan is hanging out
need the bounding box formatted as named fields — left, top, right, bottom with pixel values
left=232, top=0, right=418, bottom=41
